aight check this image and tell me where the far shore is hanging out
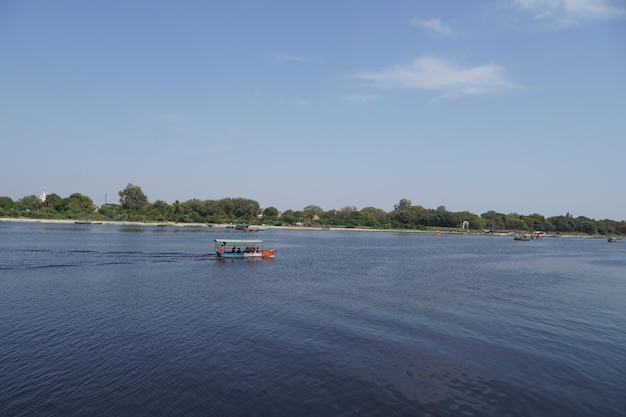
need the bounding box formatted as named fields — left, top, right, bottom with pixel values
left=0, top=217, right=607, bottom=238
left=0, top=217, right=420, bottom=233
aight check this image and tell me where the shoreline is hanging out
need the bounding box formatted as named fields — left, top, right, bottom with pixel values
left=0, top=217, right=420, bottom=233
left=0, top=217, right=607, bottom=238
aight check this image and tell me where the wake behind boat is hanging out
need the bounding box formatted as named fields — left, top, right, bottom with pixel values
left=215, top=238, right=276, bottom=259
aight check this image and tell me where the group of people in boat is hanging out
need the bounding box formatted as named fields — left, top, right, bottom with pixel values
left=219, top=243, right=260, bottom=254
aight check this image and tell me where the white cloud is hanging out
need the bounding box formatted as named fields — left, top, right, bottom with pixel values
left=512, top=0, right=626, bottom=25
left=272, top=53, right=309, bottom=62
left=354, top=56, right=521, bottom=99
left=341, top=94, right=379, bottom=104
left=410, top=17, right=456, bottom=38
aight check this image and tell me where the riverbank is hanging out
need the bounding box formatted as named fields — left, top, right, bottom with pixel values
left=1, top=216, right=608, bottom=238
left=0, top=217, right=421, bottom=233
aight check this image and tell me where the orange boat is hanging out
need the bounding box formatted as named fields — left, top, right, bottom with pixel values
left=215, top=239, right=276, bottom=259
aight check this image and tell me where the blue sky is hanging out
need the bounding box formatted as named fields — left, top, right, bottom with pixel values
left=1, top=0, right=625, bottom=220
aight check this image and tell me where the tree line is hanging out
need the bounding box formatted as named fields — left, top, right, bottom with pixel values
left=1, top=185, right=624, bottom=236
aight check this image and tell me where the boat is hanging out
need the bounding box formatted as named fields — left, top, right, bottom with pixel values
left=532, top=231, right=545, bottom=239
left=432, top=232, right=441, bottom=237
left=74, top=220, right=101, bottom=225
left=235, top=223, right=265, bottom=232
left=215, top=239, right=276, bottom=259
left=514, top=233, right=531, bottom=241
left=608, top=237, right=619, bottom=242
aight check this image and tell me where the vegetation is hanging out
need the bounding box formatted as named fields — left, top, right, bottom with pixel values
left=1, top=185, right=624, bottom=236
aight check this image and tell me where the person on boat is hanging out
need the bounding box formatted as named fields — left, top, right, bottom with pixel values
left=231, top=246, right=236, bottom=253
left=236, top=247, right=242, bottom=253
left=219, top=244, right=225, bottom=253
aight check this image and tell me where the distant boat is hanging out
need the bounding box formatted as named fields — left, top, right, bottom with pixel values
left=74, top=220, right=102, bottom=225
left=235, top=224, right=265, bottom=232
left=608, top=237, right=619, bottom=242
left=514, top=233, right=531, bottom=241
left=432, top=232, right=441, bottom=237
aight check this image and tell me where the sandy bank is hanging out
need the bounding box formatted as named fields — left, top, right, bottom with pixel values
left=0, top=217, right=600, bottom=238
left=0, top=217, right=424, bottom=233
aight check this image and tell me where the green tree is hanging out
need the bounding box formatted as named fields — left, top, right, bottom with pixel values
left=19, top=195, right=43, bottom=212
left=262, top=206, right=279, bottom=219
left=394, top=198, right=411, bottom=212
left=481, top=211, right=506, bottom=230
left=98, top=204, right=121, bottom=219
left=361, top=207, right=387, bottom=225
left=303, top=205, right=324, bottom=222
left=281, top=209, right=298, bottom=225
left=0, top=196, right=15, bottom=214
left=146, top=200, right=172, bottom=221
left=336, top=206, right=358, bottom=226
left=222, top=201, right=235, bottom=220
left=42, top=193, right=64, bottom=213
left=118, top=183, right=149, bottom=212
left=228, top=198, right=260, bottom=220
left=181, top=199, right=208, bottom=222
left=409, top=205, right=430, bottom=227
left=64, top=193, right=96, bottom=216
left=323, top=209, right=340, bottom=226
left=549, top=215, right=573, bottom=232
left=449, top=211, right=480, bottom=229
left=504, top=214, right=528, bottom=231
left=522, top=213, right=552, bottom=232
left=205, top=200, right=224, bottom=219
left=359, top=210, right=378, bottom=227
left=246, top=203, right=258, bottom=220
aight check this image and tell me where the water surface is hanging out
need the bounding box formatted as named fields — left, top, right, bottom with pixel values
left=1, top=223, right=625, bottom=416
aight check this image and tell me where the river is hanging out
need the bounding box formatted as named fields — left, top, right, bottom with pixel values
left=1, top=222, right=624, bottom=416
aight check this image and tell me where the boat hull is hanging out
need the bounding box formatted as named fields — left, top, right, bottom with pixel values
left=217, top=249, right=275, bottom=259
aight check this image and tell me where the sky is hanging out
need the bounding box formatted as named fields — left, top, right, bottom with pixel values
left=1, top=0, right=625, bottom=221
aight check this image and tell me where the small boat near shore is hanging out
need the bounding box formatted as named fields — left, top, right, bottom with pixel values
left=235, top=224, right=266, bottom=232
left=215, top=238, right=276, bottom=259
left=514, top=233, right=531, bottom=241
left=608, top=237, right=619, bottom=242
